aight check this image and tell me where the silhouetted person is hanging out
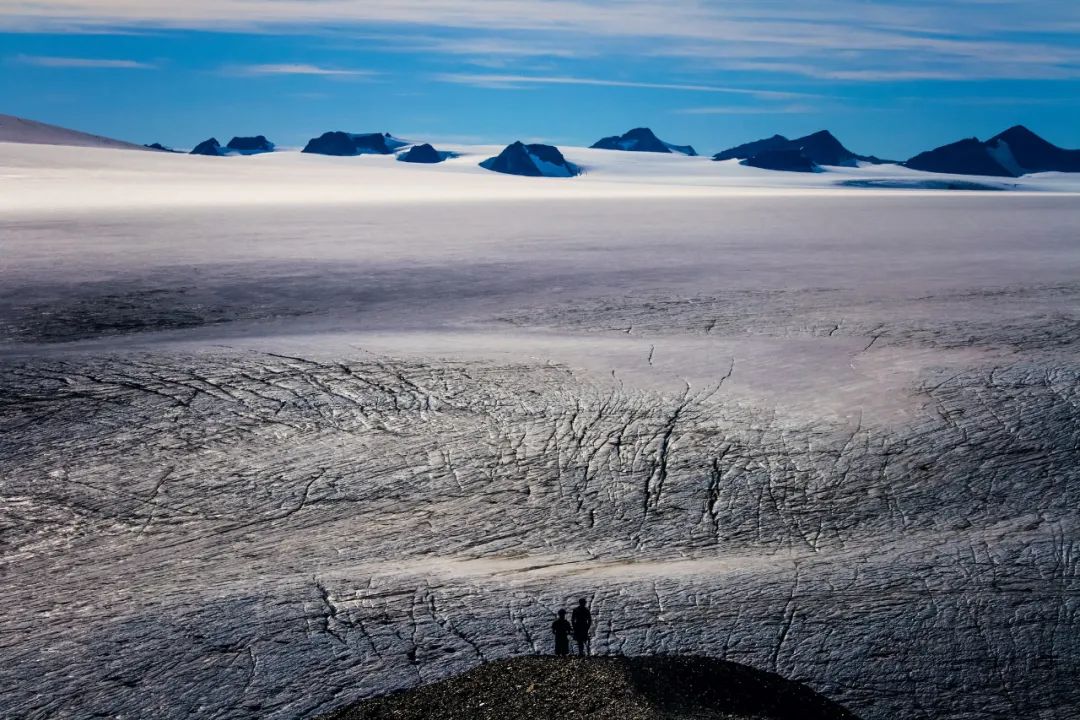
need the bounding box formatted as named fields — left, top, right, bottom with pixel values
left=571, top=599, right=592, bottom=656
left=552, top=609, right=572, bottom=656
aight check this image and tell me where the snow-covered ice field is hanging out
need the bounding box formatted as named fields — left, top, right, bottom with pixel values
left=1, top=141, right=1079, bottom=720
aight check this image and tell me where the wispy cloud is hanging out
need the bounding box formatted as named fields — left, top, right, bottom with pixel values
left=226, top=63, right=376, bottom=77
left=674, top=104, right=817, bottom=115
left=2, top=1, right=1079, bottom=81
left=14, top=54, right=155, bottom=69
left=433, top=73, right=814, bottom=99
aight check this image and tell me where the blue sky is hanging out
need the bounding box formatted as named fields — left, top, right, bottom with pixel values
left=1, top=1, right=1078, bottom=158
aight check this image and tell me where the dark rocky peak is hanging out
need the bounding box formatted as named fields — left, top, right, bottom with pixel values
left=713, top=134, right=792, bottom=161
left=716, top=131, right=879, bottom=167
left=905, top=137, right=1016, bottom=177
left=591, top=127, right=696, bottom=155
left=985, top=125, right=1080, bottom=173
left=302, top=131, right=404, bottom=156
left=480, top=141, right=580, bottom=177
left=189, top=138, right=225, bottom=156
left=792, top=130, right=859, bottom=167
left=741, top=148, right=820, bottom=173
left=397, top=143, right=446, bottom=164
left=226, top=135, right=275, bottom=154
left=144, top=142, right=178, bottom=153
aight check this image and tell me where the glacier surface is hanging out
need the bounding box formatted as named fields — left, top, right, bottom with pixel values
left=1, top=143, right=1078, bottom=720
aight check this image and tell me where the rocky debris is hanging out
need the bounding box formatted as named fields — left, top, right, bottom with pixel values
left=302, top=132, right=409, bottom=156
left=905, top=125, right=1080, bottom=177
left=323, top=656, right=858, bottom=720
left=715, top=130, right=880, bottom=168
left=591, top=128, right=697, bottom=156
left=398, top=143, right=447, bottom=164
left=741, top=148, right=820, bottom=172
left=226, top=135, right=275, bottom=155
left=190, top=137, right=227, bottom=156
left=480, top=142, right=580, bottom=177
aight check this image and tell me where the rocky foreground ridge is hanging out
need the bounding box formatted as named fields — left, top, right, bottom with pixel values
left=322, top=656, right=859, bottom=720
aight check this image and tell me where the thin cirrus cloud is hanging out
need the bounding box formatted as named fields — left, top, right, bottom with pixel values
left=226, top=63, right=376, bottom=77
left=1, top=1, right=1078, bottom=81
left=433, top=73, right=816, bottom=100
left=14, top=54, right=155, bottom=69
left=673, top=104, right=817, bottom=116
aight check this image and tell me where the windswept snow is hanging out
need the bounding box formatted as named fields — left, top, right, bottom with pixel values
left=1, top=142, right=1078, bottom=215
left=1, top=141, right=1079, bottom=720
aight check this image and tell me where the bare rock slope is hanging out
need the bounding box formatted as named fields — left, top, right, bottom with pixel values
left=324, top=656, right=859, bottom=720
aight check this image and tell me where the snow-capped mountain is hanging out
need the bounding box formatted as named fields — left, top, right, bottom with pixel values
left=302, top=131, right=410, bottom=156
left=906, top=126, right=1080, bottom=177
left=591, top=127, right=698, bottom=156
left=480, top=142, right=580, bottom=177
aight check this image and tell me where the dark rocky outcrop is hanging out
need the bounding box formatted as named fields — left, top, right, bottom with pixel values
left=905, top=138, right=1014, bottom=177
left=905, top=126, right=1080, bottom=177
left=591, top=127, right=697, bottom=156
left=226, top=135, right=275, bottom=155
left=985, top=125, right=1080, bottom=173
left=189, top=138, right=226, bottom=156
left=741, top=148, right=820, bottom=173
left=795, top=130, right=859, bottom=167
left=715, top=130, right=881, bottom=167
left=302, top=132, right=409, bottom=156
left=322, top=656, right=859, bottom=720
left=480, top=141, right=580, bottom=177
left=144, top=143, right=178, bottom=153
left=397, top=143, right=446, bottom=164
left=713, top=134, right=792, bottom=162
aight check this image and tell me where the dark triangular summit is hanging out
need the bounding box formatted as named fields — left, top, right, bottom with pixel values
left=905, top=126, right=1080, bottom=177
left=592, top=127, right=697, bottom=155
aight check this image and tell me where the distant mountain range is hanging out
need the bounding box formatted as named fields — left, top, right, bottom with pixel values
left=189, top=136, right=276, bottom=156
left=3, top=114, right=1079, bottom=180
left=591, top=127, right=697, bottom=156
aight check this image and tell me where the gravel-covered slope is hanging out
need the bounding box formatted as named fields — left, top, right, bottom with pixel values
left=323, top=656, right=859, bottom=719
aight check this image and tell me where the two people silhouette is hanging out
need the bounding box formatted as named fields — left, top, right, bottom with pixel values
left=552, top=599, right=592, bottom=656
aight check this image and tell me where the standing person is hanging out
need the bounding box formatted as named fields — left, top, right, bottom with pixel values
left=552, top=609, right=572, bottom=656
left=571, top=599, right=592, bottom=656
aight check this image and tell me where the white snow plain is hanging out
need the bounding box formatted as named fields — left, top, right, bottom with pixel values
left=1, top=140, right=1079, bottom=720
